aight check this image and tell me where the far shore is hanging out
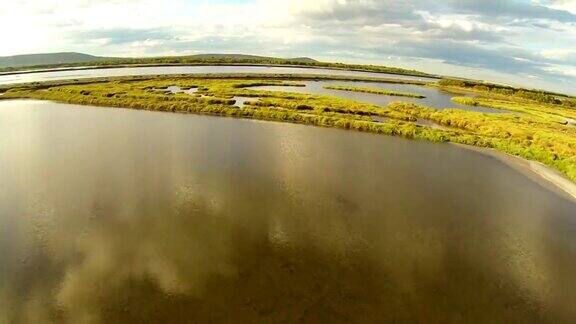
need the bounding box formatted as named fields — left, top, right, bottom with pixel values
left=453, top=143, right=576, bottom=203
left=0, top=62, right=441, bottom=79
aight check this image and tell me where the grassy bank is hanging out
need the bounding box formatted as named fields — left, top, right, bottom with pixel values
left=324, top=85, right=425, bottom=98
left=438, top=78, right=576, bottom=107
left=2, top=76, right=575, bottom=183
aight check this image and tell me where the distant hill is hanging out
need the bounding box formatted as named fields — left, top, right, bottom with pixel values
left=0, top=52, right=105, bottom=68
left=184, top=53, right=318, bottom=63
left=0, top=52, right=318, bottom=69
left=288, top=57, right=318, bottom=63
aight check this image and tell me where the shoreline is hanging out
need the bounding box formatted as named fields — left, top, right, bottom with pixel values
left=452, top=143, right=576, bottom=203
left=3, top=71, right=575, bottom=204
left=0, top=63, right=440, bottom=80
left=0, top=73, right=430, bottom=92
left=7, top=97, right=575, bottom=203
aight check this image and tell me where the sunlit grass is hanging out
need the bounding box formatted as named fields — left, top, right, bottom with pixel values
left=325, top=85, right=425, bottom=98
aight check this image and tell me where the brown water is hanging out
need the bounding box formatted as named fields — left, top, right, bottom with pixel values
left=1, top=100, right=576, bottom=323
left=250, top=80, right=504, bottom=113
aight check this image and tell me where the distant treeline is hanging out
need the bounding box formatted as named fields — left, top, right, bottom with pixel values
left=439, top=79, right=576, bottom=108
left=0, top=54, right=435, bottom=78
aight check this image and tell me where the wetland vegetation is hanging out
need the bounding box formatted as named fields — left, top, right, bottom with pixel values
left=2, top=75, right=576, bottom=183
left=324, top=85, right=426, bottom=98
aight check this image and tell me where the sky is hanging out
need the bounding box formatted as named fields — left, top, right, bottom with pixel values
left=1, top=0, right=576, bottom=94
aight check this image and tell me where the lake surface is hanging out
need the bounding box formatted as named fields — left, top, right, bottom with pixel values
left=0, top=65, right=435, bottom=86
left=1, top=100, right=576, bottom=323
left=249, top=80, right=503, bottom=113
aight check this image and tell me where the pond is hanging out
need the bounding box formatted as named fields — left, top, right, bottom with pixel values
left=0, top=65, right=436, bottom=86
left=248, top=80, right=505, bottom=113
left=162, top=86, right=252, bottom=108
left=1, top=100, right=576, bottom=323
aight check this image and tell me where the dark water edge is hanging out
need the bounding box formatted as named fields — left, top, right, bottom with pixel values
left=1, top=100, right=576, bottom=323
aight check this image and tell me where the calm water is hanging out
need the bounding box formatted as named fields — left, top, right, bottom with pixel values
left=250, top=80, right=503, bottom=113
left=1, top=100, right=576, bottom=323
left=0, top=65, right=435, bottom=85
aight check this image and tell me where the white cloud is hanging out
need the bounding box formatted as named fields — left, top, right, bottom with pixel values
left=544, top=65, right=576, bottom=77
left=547, top=0, right=576, bottom=14
left=541, top=48, right=576, bottom=60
